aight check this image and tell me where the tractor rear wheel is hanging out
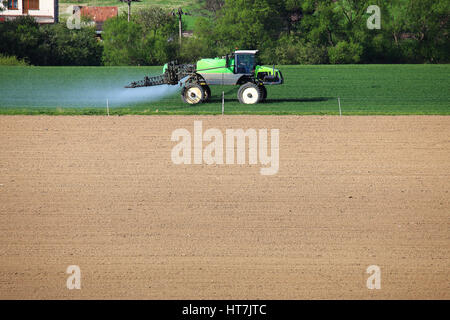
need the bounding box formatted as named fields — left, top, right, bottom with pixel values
left=202, top=85, right=211, bottom=103
left=182, top=84, right=205, bottom=105
left=238, top=83, right=262, bottom=104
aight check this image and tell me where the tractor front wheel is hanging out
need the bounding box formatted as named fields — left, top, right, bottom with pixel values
left=238, top=83, right=262, bottom=105
left=182, top=84, right=205, bottom=105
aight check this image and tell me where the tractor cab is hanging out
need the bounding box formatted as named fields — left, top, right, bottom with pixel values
left=232, top=50, right=283, bottom=85
left=234, top=50, right=258, bottom=74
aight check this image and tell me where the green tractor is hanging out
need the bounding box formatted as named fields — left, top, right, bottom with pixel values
left=126, top=50, right=284, bottom=104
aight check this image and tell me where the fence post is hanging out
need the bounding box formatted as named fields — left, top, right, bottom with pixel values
left=222, top=91, right=225, bottom=115
left=338, top=97, right=342, bottom=116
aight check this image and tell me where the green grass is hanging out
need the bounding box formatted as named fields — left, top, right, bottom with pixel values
left=0, top=65, right=449, bottom=115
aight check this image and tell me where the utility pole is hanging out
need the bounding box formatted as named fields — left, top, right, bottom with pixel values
left=177, top=8, right=182, bottom=47
left=172, top=8, right=190, bottom=47
left=119, top=0, right=141, bottom=22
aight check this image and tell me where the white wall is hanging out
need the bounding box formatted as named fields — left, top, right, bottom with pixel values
left=1, top=1, right=56, bottom=23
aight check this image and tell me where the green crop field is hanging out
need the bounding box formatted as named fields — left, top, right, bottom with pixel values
left=1, top=65, right=449, bottom=115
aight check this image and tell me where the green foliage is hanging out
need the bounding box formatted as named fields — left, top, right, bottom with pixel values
left=192, top=0, right=449, bottom=64
left=274, top=35, right=298, bottom=65
left=204, top=0, right=225, bottom=14
left=296, top=42, right=329, bottom=65
left=102, top=8, right=179, bottom=66
left=179, top=17, right=217, bottom=63
left=0, top=16, right=42, bottom=65
left=134, top=6, right=177, bottom=36
left=2, top=0, right=449, bottom=65
left=0, top=54, right=29, bottom=66
left=102, top=15, right=146, bottom=66
left=328, top=41, right=363, bottom=64
left=0, top=16, right=103, bottom=66
left=274, top=35, right=328, bottom=65
left=211, top=0, right=283, bottom=55
left=40, top=23, right=103, bottom=66
left=401, top=0, right=450, bottom=63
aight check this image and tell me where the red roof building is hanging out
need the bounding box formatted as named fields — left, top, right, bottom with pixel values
left=78, top=6, right=118, bottom=33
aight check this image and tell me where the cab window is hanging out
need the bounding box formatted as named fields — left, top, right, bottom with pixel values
left=235, top=54, right=255, bottom=74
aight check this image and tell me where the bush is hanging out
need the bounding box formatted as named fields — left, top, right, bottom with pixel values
left=0, top=54, right=29, bottom=66
left=179, top=17, right=217, bottom=63
left=272, top=36, right=328, bottom=65
left=328, top=41, right=363, bottom=64
left=0, top=16, right=102, bottom=66
left=40, top=23, right=103, bottom=66
left=179, top=37, right=211, bottom=63
left=0, top=16, right=43, bottom=63
left=296, top=42, right=329, bottom=65
left=102, top=9, right=179, bottom=66
left=274, top=35, right=299, bottom=65
left=102, top=16, right=145, bottom=66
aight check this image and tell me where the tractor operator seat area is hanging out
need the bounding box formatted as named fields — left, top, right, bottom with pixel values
left=234, top=50, right=258, bottom=74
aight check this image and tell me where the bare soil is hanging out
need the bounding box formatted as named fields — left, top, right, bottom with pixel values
left=0, top=116, right=448, bottom=299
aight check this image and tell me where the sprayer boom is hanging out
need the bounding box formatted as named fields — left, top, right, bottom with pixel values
left=125, top=61, right=195, bottom=88
left=125, top=75, right=167, bottom=88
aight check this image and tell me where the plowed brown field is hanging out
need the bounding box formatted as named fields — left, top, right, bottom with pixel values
left=0, top=116, right=448, bottom=299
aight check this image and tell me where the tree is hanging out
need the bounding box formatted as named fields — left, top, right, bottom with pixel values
left=180, top=17, right=218, bottom=63
left=133, top=6, right=177, bottom=37
left=102, top=15, right=145, bottom=65
left=204, top=0, right=225, bottom=15
left=199, top=0, right=283, bottom=60
left=0, top=15, right=102, bottom=66
left=102, top=8, right=179, bottom=66
left=0, top=16, right=44, bottom=64
left=40, top=23, right=103, bottom=66
left=403, top=0, right=449, bottom=63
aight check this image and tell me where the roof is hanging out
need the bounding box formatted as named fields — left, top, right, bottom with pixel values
left=235, top=50, right=259, bottom=55
left=80, top=6, right=118, bottom=22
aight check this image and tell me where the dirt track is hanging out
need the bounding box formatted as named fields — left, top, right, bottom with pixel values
left=0, top=116, right=448, bottom=299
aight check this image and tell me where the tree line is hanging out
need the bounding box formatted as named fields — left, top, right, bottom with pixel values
left=0, top=16, right=102, bottom=65
left=0, top=0, right=448, bottom=66
left=193, top=0, right=449, bottom=64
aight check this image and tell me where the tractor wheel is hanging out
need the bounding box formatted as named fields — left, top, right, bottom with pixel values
left=202, top=85, right=211, bottom=103
left=260, top=85, right=267, bottom=102
left=238, top=83, right=262, bottom=104
left=182, top=84, right=205, bottom=105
